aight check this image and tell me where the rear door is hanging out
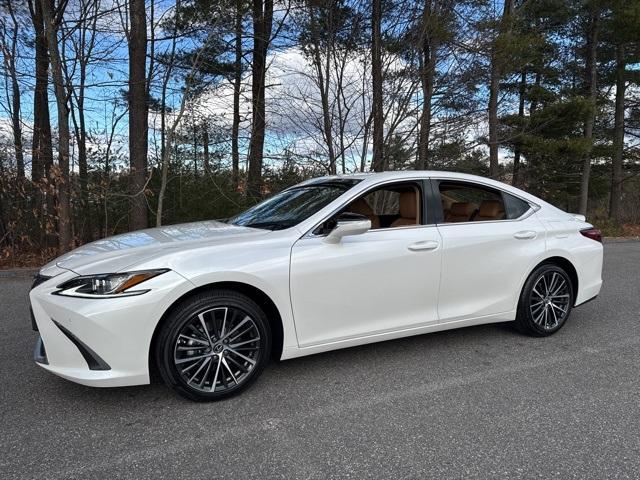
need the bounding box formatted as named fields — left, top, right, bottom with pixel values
left=433, top=179, right=547, bottom=322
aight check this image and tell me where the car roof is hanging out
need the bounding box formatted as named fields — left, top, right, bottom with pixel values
left=305, top=170, right=508, bottom=186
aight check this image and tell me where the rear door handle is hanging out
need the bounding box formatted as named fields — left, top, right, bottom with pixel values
left=408, top=240, right=439, bottom=251
left=514, top=230, right=537, bottom=240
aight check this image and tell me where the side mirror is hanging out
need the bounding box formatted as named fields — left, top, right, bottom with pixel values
left=324, top=213, right=371, bottom=244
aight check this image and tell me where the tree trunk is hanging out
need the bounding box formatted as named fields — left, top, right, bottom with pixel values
left=28, top=0, right=53, bottom=185
left=128, top=0, right=149, bottom=230
left=488, top=54, right=500, bottom=178
left=578, top=8, right=600, bottom=217
left=203, top=124, right=210, bottom=174
left=609, top=43, right=625, bottom=224
left=193, top=124, right=198, bottom=178
left=309, top=4, right=337, bottom=174
left=41, top=0, right=72, bottom=252
left=512, top=69, right=526, bottom=186
left=417, top=0, right=438, bottom=170
left=530, top=71, right=541, bottom=115
left=232, top=0, right=242, bottom=189
left=5, top=1, right=24, bottom=178
left=370, top=0, right=384, bottom=172
left=247, top=0, right=273, bottom=199
left=488, top=0, right=513, bottom=179
left=69, top=0, right=97, bottom=242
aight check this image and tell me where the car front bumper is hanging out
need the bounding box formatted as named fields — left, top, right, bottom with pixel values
left=30, top=269, right=193, bottom=387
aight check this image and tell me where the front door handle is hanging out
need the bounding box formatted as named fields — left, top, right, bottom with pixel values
left=514, top=230, right=537, bottom=240
left=408, top=240, right=439, bottom=251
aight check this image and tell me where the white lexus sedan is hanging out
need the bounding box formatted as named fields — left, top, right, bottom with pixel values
left=30, top=171, right=603, bottom=401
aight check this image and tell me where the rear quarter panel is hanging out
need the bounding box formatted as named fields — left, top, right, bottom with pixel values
left=536, top=216, right=603, bottom=305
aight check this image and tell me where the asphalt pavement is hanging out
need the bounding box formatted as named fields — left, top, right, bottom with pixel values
left=1, top=242, right=639, bottom=479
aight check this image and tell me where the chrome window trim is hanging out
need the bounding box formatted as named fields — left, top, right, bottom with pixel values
left=435, top=207, right=535, bottom=227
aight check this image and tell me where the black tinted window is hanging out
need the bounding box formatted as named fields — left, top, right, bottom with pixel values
left=503, top=193, right=530, bottom=219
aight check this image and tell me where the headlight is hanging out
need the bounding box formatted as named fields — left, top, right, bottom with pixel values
left=54, top=269, right=169, bottom=298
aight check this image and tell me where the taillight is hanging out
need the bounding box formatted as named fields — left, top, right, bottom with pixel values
left=580, top=228, right=602, bottom=243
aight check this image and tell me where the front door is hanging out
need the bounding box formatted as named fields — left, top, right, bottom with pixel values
left=289, top=181, right=442, bottom=347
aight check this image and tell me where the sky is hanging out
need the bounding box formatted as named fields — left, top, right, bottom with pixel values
left=2, top=0, right=637, bottom=176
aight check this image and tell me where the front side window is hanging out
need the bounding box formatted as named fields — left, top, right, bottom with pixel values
left=231, top=180, right=359, bottom=230
left=318, top=182, right=423, bottom=232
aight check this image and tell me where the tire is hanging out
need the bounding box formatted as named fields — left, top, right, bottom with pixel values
left=514, top=263, right=574, bottom=337
left=155, top=289, right=272, bottom=401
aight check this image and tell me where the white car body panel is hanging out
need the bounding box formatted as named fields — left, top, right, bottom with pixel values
left=30, top=269, right=195, bottom=386
left=291, top=224, right=442, bottom=347
left=436, top=212, right=547, bottom=321
left=30, top=171, right=603, bottom=387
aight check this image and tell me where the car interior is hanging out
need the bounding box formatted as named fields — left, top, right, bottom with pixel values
left=440, top=182, right=506, bottom=223
left=343, top=183, right=422, bottom=230
left=316, top=180, right=516, bottom=234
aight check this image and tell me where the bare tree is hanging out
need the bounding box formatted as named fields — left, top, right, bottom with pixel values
left=128, top=0, right=149, bottom=229
left=488, top=0, right=514, bottom=178
left=370, top=0, right=383, bottom=172
left=247, top=0, right=273, bottom=198
left=27, top=0, right=53, bottom=185
left=63, top=0, right=100, bottom=241
left=416, top=0, right=440, bottom=170
left=0, top=0, right=24, bottom=177
left=40, top=0, right=72, bottom=251
left=609, top=42, right=625, bottom=223
left=231, top=0, right=243, bottom=189
left=511, top=69, right=526, bottom=186
left=578, top=6, right=600, bottom=216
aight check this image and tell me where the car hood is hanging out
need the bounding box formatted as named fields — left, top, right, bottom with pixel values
left=41, top=220, right=270, bottom=276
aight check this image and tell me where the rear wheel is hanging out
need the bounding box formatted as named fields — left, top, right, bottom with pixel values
left=514, top=264, right=574, bottom=336
left=155, top=290, right=271, bottom=401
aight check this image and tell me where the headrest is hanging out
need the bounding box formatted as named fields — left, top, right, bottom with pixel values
left=450, top=202, right=475, bottom=217
left=399, top=190, right=418, bottom=219
left=349, top=198, right=374, bottom=216
left=477, top=200, right=503, bottom=218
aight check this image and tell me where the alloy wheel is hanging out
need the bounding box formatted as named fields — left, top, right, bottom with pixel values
left=529, top=271, right=571, bottom=331
left=173, top=307, right=261, bottom=393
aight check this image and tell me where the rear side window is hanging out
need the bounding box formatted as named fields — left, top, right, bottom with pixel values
left=438, top=182, right=505, bottom=223
left=503, top=193, right=531, bottom=219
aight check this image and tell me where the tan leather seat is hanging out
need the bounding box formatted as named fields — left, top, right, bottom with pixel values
left=444, top=202, right=475, bottom=223
left=390, top=190, right=419, bottom=227
left=475, top=200, right=505, bottom=221
left=347, top=198, right=380, bottom=229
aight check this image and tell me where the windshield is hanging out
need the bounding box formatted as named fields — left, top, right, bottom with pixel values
left=230, top=180, right=360, bottom=231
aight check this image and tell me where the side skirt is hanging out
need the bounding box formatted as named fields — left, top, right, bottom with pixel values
left=280, top=311, right=515, bottom=360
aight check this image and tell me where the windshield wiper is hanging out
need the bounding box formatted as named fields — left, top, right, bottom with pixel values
left=243, top=221, right=290, bottom=231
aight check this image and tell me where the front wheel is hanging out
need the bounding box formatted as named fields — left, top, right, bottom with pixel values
left=155, top=290, right=271, bottom=401
left=514, top=264, right=574, bottom=336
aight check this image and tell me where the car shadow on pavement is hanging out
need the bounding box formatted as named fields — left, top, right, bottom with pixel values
left=29, top=320, right=521, bottom=408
